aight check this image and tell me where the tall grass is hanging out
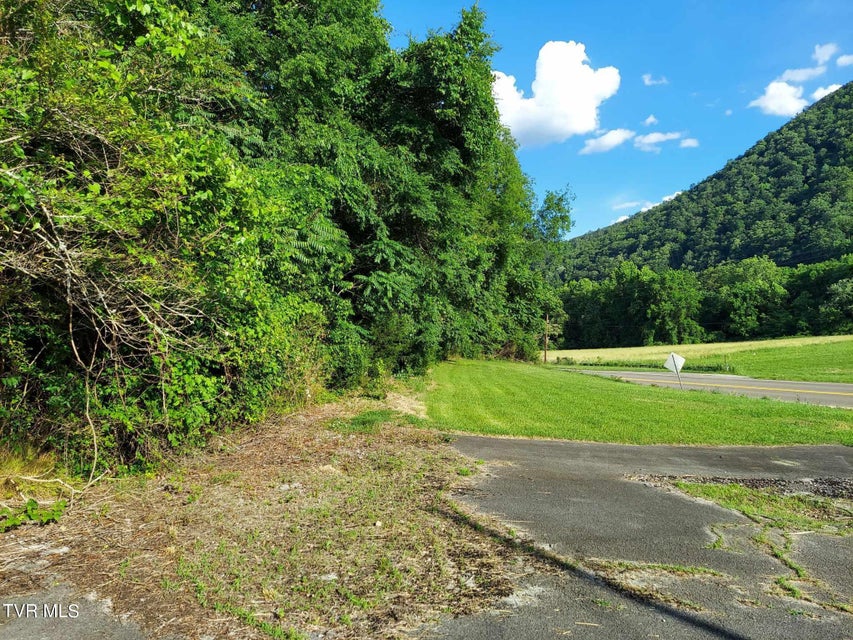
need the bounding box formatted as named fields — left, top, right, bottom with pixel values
left=426, top=359, right=852, bottom=445
left=548, top=335, right=853, bottom=383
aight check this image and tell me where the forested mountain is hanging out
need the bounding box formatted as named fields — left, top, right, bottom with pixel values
left=563, top=82, right=853, bottom=281
left=0, top=1, right=566, bottom=470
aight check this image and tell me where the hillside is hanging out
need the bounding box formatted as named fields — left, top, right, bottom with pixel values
left=564, top=82, right=853, bottom=280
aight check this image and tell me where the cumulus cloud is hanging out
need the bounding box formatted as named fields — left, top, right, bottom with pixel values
left=813, top=43, right=839, bottom=64
left=680, top=138, right=700, bottom=148
left=640, top=191, right=683, bottom=212
left=611, top=191, right=683, bottom=218
left=642, top=73, right=668, bottom=86
left=492, top=41, right=620, bottom=147
left=748, top=81, right=808, bottom=116
left=579, top=128, right=635, bottom=155
left=634, top=131, right=682, bottom=152
left=643, top=114, right=658, bottom=126
left=838, top=54, right=853, bottom=67
left=779, top=66, right=826, bottom=82
left=812, top=84, right=842, bottom=101
left=610, top=214, right=632, bottom=225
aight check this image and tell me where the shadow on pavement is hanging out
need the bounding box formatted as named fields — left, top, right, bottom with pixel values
left=437, top=503, right=753, bottom=640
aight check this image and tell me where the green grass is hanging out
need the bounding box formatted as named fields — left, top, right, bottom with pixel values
left=426, top=359, right=852, bottom=445
left=547, top=335, right=853, bottom=383
left=674, top=482, right=852, bottom=535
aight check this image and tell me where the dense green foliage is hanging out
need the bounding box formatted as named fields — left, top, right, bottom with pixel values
left=560, top=255, right=853, bottom=347
left=0, top=1, right=555, bottom=471
left=564, top=82, right=853, bottom=280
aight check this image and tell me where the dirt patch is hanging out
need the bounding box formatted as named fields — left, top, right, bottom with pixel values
left=385, top=392, right=427, bottom=419
left=0, top=399, right=533, bottom=639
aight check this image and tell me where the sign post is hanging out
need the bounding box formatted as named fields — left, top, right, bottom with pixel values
left=663, top=352, right=686, bottom=390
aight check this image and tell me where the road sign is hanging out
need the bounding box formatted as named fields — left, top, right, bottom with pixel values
left=663, top=352, right=686, bottom=389
left=663, top=352, right=685, bottom=374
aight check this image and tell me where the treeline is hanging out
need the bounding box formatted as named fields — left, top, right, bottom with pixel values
left=0, top=1, right=563, bottom=471
left=563, top=82, right=853, bottom=281
left=560, top=255, right=853, bottom=348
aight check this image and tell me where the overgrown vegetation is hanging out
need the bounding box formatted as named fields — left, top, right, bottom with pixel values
left=426, top=359, right=853, bottom=445
left=674, top=482, right=852, bottom=536
left=0, top=402, right=529, bottom=639
left=0, top=497, right=66, bottom=532
left=0, top=1, right=565, bottom=471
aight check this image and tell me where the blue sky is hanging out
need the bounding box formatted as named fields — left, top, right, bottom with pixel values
left=379, top=0, right=853, bottom=237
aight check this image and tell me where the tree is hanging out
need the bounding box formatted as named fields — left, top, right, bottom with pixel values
left=701, top=257, right=789, bottom=338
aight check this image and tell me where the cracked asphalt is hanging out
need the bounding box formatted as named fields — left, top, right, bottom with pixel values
left=419, top=437, right=853, bottom=640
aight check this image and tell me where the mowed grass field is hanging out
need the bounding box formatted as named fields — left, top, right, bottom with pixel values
left=426, top=359, right=852, bottom=446
left=547, top=334, right=853, bottom=383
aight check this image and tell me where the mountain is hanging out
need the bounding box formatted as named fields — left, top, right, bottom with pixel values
left=564, top=82, right=853, bottom=281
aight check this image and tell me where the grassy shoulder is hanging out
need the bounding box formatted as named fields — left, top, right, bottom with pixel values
left=547, top=335, right=853, bottom=383
left=426, top=359, right=852, bottom=445
left=0, top=400, right=527, bottom=640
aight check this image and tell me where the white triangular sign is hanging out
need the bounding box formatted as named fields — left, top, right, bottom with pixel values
left=664, top=352, right=685, bottom=374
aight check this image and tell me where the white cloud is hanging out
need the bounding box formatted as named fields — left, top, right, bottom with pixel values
left=612, top=201, right=649, bottom=211
left=612, top=190, right=683, bottom=219
left=812, top=84, right=841, bottom=101
left=610, top=215, right=631, bottom=225
left=640, top=191, right=683, bottom=212
left=579, top=128, right=635, bottom=154
left=643, top=114, right=658, bottom=126
left=492, top=41, right=620, bottom=147
left=642, top=73, right=668, bottom=86
left=778, top=65, right=826, bottom=82
left=838, top=54, right=853, bottom=67
left=813, top=43, right=839, bottom=64
left=680, top=138, right=700, bottom=148
left=748, top=81, right=808, bottom=116
left=725, top=109, right=733, bottom=116
left=634, top=131, right=682, bottom=152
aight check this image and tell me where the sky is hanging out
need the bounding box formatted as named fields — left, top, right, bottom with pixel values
left=378, top=0, right=853, bottom=237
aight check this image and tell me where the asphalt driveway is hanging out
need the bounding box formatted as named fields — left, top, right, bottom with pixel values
left=420, top=437, right=853, bottom=640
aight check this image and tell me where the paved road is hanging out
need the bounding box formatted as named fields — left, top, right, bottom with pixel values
left=573, top=369, right=853, bottom=408
left=421, top=437, right=853, bottom=640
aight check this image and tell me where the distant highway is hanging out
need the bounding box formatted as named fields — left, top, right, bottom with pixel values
left=574, top=370, right=853, bottom=409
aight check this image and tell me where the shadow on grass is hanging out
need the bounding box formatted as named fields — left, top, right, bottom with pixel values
left=436, top=502, right=752, bottom=640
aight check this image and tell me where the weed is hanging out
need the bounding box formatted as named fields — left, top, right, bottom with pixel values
left=587, top=559, right=723, bottom=578
left=0, top=498, right=66, bottom=532
left=328, top=409, right=398, bottom=434
left=775, top=576, right=803, bottom=599
left=676, top=482, right=852, bottom=535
